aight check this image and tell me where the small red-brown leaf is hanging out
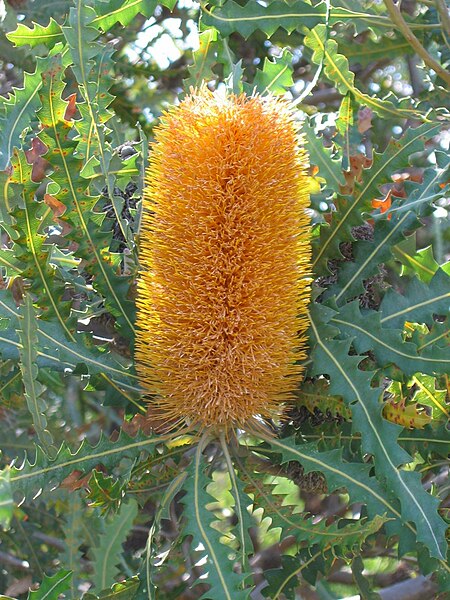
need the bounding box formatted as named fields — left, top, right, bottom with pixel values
left=372, top=189, right=392, bottom=219
left=44, top=193, right=66, bottom=218
left=25, top=138, right=49, bottom=182
left=64, top=93, right=78, bottom=121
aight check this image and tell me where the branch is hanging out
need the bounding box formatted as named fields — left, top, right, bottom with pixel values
left=378, top=575, right=438, bottom=600
left=384, top=0, right=450, bottom=85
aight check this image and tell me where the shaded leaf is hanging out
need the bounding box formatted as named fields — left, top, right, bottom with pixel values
left=6, top=18, right=63, bottom=49
left=309, top=305, right=447, bottom=559
left=182, top=440, right=250, bottom=600
left=201, top=0, right=323, bottom=39
left=28, top=570, right=72, bottom=600
left=91, top=499, right=138, bottom=592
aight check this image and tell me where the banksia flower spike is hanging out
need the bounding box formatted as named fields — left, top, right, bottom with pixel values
left=136, top=88, right=311, bottom=433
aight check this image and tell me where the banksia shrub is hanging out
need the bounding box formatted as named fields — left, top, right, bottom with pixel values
left=136, top=89, right=311, bottom=432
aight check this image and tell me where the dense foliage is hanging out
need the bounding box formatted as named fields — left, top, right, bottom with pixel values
left=0, top=1, right=448, bottom=598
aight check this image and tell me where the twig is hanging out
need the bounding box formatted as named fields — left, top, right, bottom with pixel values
left=0, top=550, right=30, bottom=571
left=435, top=0, right=450, bottom=37
left=384, top=0, right=450, bottom=85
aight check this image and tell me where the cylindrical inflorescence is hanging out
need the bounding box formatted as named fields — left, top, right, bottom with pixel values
left=135, top=88, right=311, bottom=432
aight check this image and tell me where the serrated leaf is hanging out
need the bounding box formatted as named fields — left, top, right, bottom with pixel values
left=201, top=0, right=323, bottom=39
left=10, top=150, right=75, bottom=333
left=338, top=36, right=413, bottom=68
left=185, top=28, right=219, bottom=88
left=17, top=294, right=54, bottom=451
left=239, top=456, right=387, bottom=552
left=28, top=570, right=72, bottom=600
left=247, top=48, right=293, bottom=95
left=305, top=24, right=419, bottom=119
left=90, top=0, right=159, bottom=32
left=138, top=471, right=187, bottom=599
left=0, top=290, right=141, bottom=399
left=399, top=424, right=450, bottom=459
left=63, top=2, right=133, bottom=253
left=383, top=393, right=432, bottom=430
left=61, top=492, right=85, bottom=599
left=411, top=374, right=449, bottom=420
left=91, top=499, right=138, bottom=591
left=312, top=122, right=441, bottom=273
left=37, top=54, right=135, bottom=334
left=260, top=436, right=411, bottom=545
left=309, top=309, right=447, bottom=559
left=88, top=470, right=127, bottom=514
left=296, top=378, right=350, bottom=419
left=351, top=555, right=380, bottom=600
left=393, top=235, right=440, bottom=283
left=0, top=54, right=50, bottom=169
left=380, top=268, right=450, bottom=328
left=304, top=118, right=344, bottom=192
left=217, top=436, right=254, bottom=568
left=329, top=301, right=449, bottom=376
left=6, top=18, right=63, bottom=48
left=329, top=211, right=419, bottom=303
left=182, top=439, right=250, bottom=600
left=2, top=429, right=171, bottom=506
left=382, top=151, right=450, bottom=220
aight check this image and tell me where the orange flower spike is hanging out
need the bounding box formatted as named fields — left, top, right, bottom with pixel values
left=135, top=88, right=312, bottom=433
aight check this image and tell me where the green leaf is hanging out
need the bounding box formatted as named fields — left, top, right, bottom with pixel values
left=304, top=118, right=344, bottom=192
left=329, top=302, right=450, bottom=376
left=382, top=152, right=450, bottom=220
left=238, top=458, right=387, bottom=552
left=0, top=469, right=13, bottom=529
left=0, top=54, right=51, bottom=169
left=6, top=18, right=63, bottom=48
left=28, top=570, right=72, bottom=600
left=0, top=290, right=141, bottom=400
left=247, top=48, right=294, bottom=95
left=379, top=268, right=450, bottom=328
left=37, top=54, right=135, bottom=335
left=91, top=499, right=138, bottom=591
left=410, top=374, right=448, bottom=420
left=182, top=439, right=250, bottom=600
left=393, top=238, right=440, bottom=283
left=267, top=437, right=392, bottom=512
left=83, top=578, right=140, bottom=599
left=185, top=28, right=219, bottom=88
left=309, top=309, right=447, bottom=559
left=61, top=492, right=85, bottom=599
left=90, top=0, right=159, bottom=32
left=312, top=122, right=441, bottom=273
left=263, top=550, right=329, bottom=598
left=351, top=555, right=380, bottom=600
left=201, top=0, right=323, bottom=39
left=328, top=211, right=419, bottom=303
left=338, top=36, right=413, bottom=67
left=2, top=429, right=172, bottom=506
left=304, top=24, right=419, bottom=119
left=218, top=435, right=255, bottom=569
left=88, top=470, right=127, bottom=514
left=10, top=150, right=75, bottom=333
left=399, top=424, right=450, bottom=459
left=17, top=295, right=54, bottom=452
left=63, top=2, right=133, bottom=254
left=138, top=471, right=187, bottom=599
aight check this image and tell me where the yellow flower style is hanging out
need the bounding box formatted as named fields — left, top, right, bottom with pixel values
left=136, top=88, right=311, bottom=432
